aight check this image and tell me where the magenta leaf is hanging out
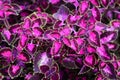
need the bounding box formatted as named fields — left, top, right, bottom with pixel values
left=53, top=5, right=69, bottom=22
left=70, top=39, right=78, bottom=52
left=84, top=54, right=96, bottom=68
left=111, top=20, right=120, bottom=29
left=77, top=47, right=86, bottom=55
left=91, top=7, right=101, bottom=21
left=0, top=48, right=12, bottom=61
left=78, top=16, right=87, bottom=29
left=49, top=0, right=60, bottom=4
left=59, top=26, right=71, bottom=36
left=67, top=14, right=79, bottom=24
left=106, top=42, right=118, bottom=51
left=100, top=31, right=118, bottom=43
left=62, top=37, right=71, bottom=47
left=2, top=29, right=14, bottom=43
left=90, top=0, right=100, bottom=6
left=22, top=17, right=31, bottom=29
left=19, top=34, right=28, bottom=47
left=31, top=18, right=42, bottom=28
left=32, top=27, right=44, bottom=37
left=100, top=62, right=116, bottom=79
left=0, top=10, right=5, bottom=19
left=86, top=44, right=96, bottom=54
left=101, top=0, right=110, bottom=7
left=26, top=43, right=36, bottom=54
left=77, top=28, right=86, bottom=37
left=50, top=41, right=62, bottom=55
left=9, top=24, right=21, bottom=34
left=8, top=64, right=22, bottom=79
left=94, top=22, right=107, bottom=34
left=17, top=51, right=30, bottom=63
left=97, top=44, right=112, bottom=61
left=88, top=30, right=100, bottom=47
left=79, top=1, right=89, bottom=15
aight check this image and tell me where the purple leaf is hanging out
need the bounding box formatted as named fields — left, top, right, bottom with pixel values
left=8, top=65, right=22, bottom=79
left=62, top=57, right=78, bottom=69
left=97, top=44, right=112, bottom=61
left=79, top=1, right=89, bottom=15
left=34, top=52, right=53, bottom=73
left=53, top=5, right=69, bottom=22
left=91, top=7, right=101, bottom=21
left=88, top=30, right=100, bottom=47
left=39, top=65, right=49, bottom=73
left=100, top=31, right=118, bottom=43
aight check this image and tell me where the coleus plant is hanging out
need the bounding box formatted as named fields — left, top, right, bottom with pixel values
left=0, top=0, right=120, bottom=80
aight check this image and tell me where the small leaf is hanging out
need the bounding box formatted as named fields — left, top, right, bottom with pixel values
left=8, top=65, right=22, bottom=79
left=51, top=41, right=62, bottom=55
left=101, top=0, right=110, bottom=7
left=79, top=1, right=89, bottom=15
left=22, top=17, right=31, bottom=29
left=84, top=54, right=96, bottom=67
left=91, top=7, right=101, bottom=21
left=88, top=30, right=100, bottom=47
left=100, top=31, right=118, bottom=43
left=90, top=0, right=100, bottom=6
left=97, top=44, right=112, bottom=61
left=17, top=51, right=30, bottom=63
left=101, top=62, right=116, bottom=79
left=62, top=57, right=78, bottom=69
left=53, top=5, right=69, bottom=22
